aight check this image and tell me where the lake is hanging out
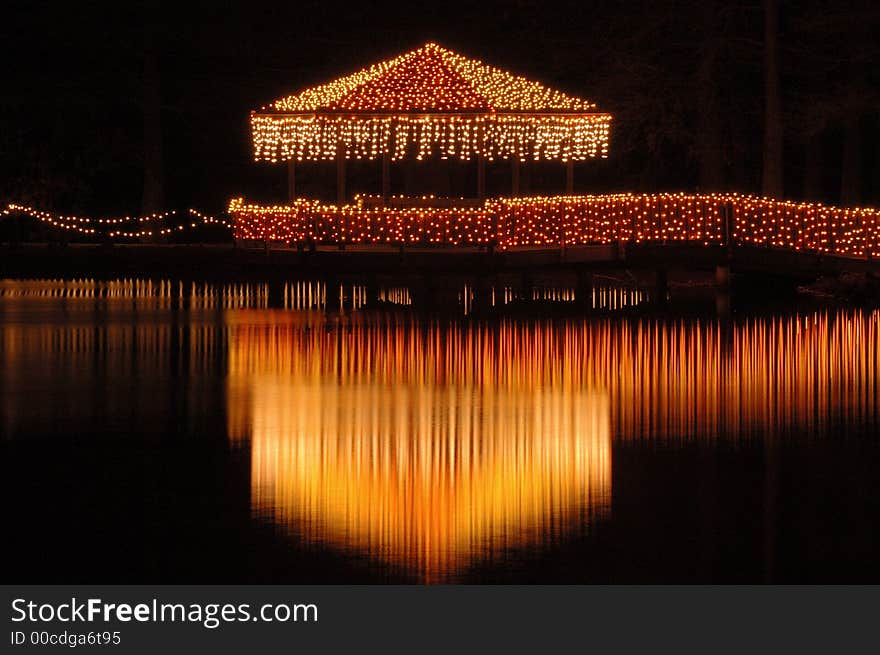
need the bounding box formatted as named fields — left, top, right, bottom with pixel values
left=1, top=278, right=878, bottom=582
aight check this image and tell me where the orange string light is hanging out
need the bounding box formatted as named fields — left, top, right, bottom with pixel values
left=229, top=193, right=880, bottom=258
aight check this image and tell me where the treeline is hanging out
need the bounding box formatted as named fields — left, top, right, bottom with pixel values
left=0, top=0, right=876, bottom=215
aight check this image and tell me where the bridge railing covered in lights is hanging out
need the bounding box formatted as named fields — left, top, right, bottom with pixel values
left=229, top=193, right=880, bottom=259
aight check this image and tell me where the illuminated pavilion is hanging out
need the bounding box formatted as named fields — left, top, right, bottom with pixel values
left=250, top=42, right=612, bottom=205
left=238, top=43, right=876, bottom=252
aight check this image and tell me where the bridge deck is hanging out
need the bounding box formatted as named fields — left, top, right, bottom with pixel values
left=2, top=242, right=877, bottom=282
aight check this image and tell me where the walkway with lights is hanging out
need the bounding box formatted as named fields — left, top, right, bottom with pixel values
left=4, top=194, right=880, bottom=290
left=229, top=192, right=880, bottom=262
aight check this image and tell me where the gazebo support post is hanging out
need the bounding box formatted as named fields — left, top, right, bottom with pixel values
left=287, top=160, right=296, bottom=203
left=477, top=154, right=486, bottom=200
left=511, top=158, right=520, bottom=197
left=565, top=160, right=574, bottom=195
left=381, top=152, right=390, bottom=202
left=336, top=149, right=346, bottom=205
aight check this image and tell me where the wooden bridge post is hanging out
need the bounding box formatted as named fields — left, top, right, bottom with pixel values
left=518, top=271, right=533, bottom=301
left=410, top=276, right=427, bottom=310
left=715, top=263, right=732, bottom=316
left=267, top=279, right=285, bottom=309
left=655, top=268, right=669, bottom=304
left=410, top=274, right=460, bottom=312
left=716, top=288, right=731, bottom=317
left=715, top=262, right=731, bottom=290
left=365, top=275, right=380, bottom=308
left=717, top=201, right=734, bottom=312
left=324, top=277, right=341, bottom=312
left=575, top=268, right=593, bottom=311
left=722, top=201, right=732, bottom=250
left=471, top=276, right=493, bottom=315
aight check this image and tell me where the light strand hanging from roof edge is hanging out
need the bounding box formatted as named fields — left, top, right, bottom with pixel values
left=251, top=43, right=612, bottom=163
left=251, top=114, right=611, bottom=162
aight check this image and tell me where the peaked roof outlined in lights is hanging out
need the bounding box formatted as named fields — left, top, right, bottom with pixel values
left=263, top=42, right=599, bottom=114
left=250, top=42, right=611, bottom=162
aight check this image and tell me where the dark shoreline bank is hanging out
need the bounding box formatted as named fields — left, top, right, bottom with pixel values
left=1, top=243, right=877, bottom=313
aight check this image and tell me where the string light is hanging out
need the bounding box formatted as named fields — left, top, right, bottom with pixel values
left=3, top=204, right=233, bottom=239
left=186, top=208, right=234, bottom=230
left=251, top=42, right=612, bottom=163
left=7, top=194, right=877, bottom=259
left=229, top=192, right=880, bottom=258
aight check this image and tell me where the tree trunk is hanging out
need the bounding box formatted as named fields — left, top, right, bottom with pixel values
left=696, top=2, right=724, bottom=191
left=875, top=133, right=880, bottom=207
left=802, top=135, right=822, bottom=201
left=141, top=43, right=164, bottom=218
left=840, top=112, right=861, bottom=206
left=762, top=0, right=783, bottom=198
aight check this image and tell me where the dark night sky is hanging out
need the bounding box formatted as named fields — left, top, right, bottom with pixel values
left=1, top=0, right=878, bottom=215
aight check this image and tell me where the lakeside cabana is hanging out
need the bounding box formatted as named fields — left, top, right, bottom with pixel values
left=250, top=42, right=612, bottom=204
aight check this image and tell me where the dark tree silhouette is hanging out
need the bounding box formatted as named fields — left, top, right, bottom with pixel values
left=1, top=0, right=878, bottom=215
left=141, top=39, right=164, bottom=216
left=789, top=2, right=880, bottom=205
left=762, top=0, right=783, bottom=198
left=695, top=0, right=725, bottom=191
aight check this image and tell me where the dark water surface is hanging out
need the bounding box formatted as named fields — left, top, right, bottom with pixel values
left=2, top=278, right=878, bottom=583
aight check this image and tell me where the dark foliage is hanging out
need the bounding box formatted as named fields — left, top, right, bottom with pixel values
left=0, top=0, right=877, bottom=215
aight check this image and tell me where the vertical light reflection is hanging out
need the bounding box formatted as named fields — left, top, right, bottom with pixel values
left=2, top=279, right=878, bottom=577
left=227, top=316, right=612, bottom=582
left=226, top=309, right=879, bottom=579
left=0, top=279, right=231, bottom=436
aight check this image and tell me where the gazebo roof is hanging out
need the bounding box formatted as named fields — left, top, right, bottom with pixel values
left=251, top=42, right=611, bottom=163
left=263, top=42, right=598, bottom=115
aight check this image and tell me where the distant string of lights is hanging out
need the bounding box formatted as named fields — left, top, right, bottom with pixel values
left=251, top=42, right=611, bottom=163
left=5, top=203, right=177, bottom=226
left=229, top=193, right=880, bottom=258
left=2, top=204, right=232, bottom=239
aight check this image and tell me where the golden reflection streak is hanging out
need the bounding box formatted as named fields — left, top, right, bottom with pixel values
left=242, top=378, right=609, bottom=581
left=2, top=279, right=878, bottom=578
left=228, top=311, right=879, bottom=443
left=227, top=315, right=611, bottom=581
left=226, top=310, right=879, bottom=580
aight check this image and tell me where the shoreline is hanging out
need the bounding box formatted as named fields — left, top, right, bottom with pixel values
left=2, top=243, right=875, bottom=315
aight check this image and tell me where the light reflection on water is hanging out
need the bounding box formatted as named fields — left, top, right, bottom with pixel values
left=2, top=279, right=879, bottom=582
left=225, top=309, right=879, bottom=580
left=0, top=278, right=646, bottom=314
left=226, top=315, right=612, bottom=581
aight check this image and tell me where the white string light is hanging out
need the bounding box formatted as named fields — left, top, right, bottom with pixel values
left=2, top=204, right=233, bottom=239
